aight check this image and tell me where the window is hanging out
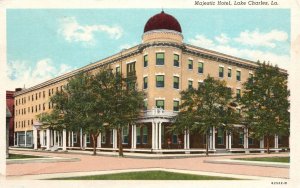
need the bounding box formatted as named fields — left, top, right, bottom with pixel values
left=116, top=66, right=121, bottom=75
left=219, top=67, right=224, bottom=78
left=172, top=134, right=178, bottom=144
left=43, top=91, right=45, bottom=98
left=101, top=133, right=106, bottom=143
left=239, top=132, right=244, bottom=145
left=86, top=134, right=90, bottom=144
left=143, top=77, right=148, bottom=89
left=39, top=92, right=41, bottom=98
left=173, top=76, right=179, bottom=89
left=156, top=75, right=164, bottom=87
left=237, top=70, right=241, bottom=81
left=236, top=89, right=241, bottom=99
left=36, top=93, right=38, bottom=100
left=226, top=87, right=232, bottom=96
left=122, top=126, right=129, bottom=144
left=32, top=95, right=34, bottom=101
left=156, top=100, right=165, bottom=110
left=52, top=88, right=54, bottom=94
left=228, top=68, right=232, bottom=78
left=198, top=62, right=204, bottom=73
left=73, top=133, right=77, bottom=143
left=144, top=55, right=148, bottom=67
left=49, top=89, right=51, bottom=96
left=156, top=53, right=164, bottom=65
left=136, top=126, right=141, bottom=144
left=173, top=100, right=179, bottom=112
left=188, top=80, right=193, bottom=89
left=217, top=128, right=224, bottom=145
left=144, top=100, right=148, bottom=111
left=48, top=102, right=51, bottom=109
left=39, top=104, right=41, bottom=111
left=43, top=103, right=45, bottom=111
left=143, top=127, right=148, bottom=144
left=188, top=59, right=193, bottom=69
left=278, top=135, right=282, bottom=145
left=174, top=54, right=179, bottom=67
left=127, top=62, right=136, bottom=76
left=249, top=73, right=254, bottom=83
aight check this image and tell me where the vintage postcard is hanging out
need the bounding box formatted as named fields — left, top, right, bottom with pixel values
left=1, top=0, right=300, bottom=187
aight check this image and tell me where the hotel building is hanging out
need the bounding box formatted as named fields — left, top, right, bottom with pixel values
left=13, top=11, right=289, bottom=153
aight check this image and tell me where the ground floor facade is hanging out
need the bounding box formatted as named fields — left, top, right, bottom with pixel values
left=13, top=108, right=289, bottom=153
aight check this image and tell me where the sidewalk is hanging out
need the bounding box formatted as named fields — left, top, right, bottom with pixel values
left=6, top=149, right=289, bottom=179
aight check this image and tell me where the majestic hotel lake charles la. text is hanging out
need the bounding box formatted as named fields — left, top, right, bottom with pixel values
left=194, top=0, right=279, bottom=6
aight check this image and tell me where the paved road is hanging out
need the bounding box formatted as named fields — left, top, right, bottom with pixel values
left=6, top=150, right=289, bottom=179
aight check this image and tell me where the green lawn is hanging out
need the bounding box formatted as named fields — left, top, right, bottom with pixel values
left=51, top=170, right=240, bottom=180
left=8, top=154, right=44, bottom=159
left=235, top=156, right=289, bottom=163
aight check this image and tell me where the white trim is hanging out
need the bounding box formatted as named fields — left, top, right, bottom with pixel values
left=228, top=67, right=232, bottom=69
left=115, top=64, right=120, bottom=67
left=143, top=98, right=148, bottom=101
left=143, top=74, right=148, bottom=77
left=155, top=72, right=165, bottom=75
left=198, top=59, right=204, bottom=63
left=155, top=49, right=165, bottom=53
left=236, top=69, right=241, bottom=71
left=143, top=52, right=148, bottom=56
left=236, top=87, right=241, bottom=89
left=227, top=85, right=233, bottom=88
left=155, top=97, right=165, bottom=100
left=188, top=57, right=194, bottom=60
left=173, top=51, right=180, bottom=55
left=219, top=64, right=225, bottom=67
left=198, top=79, right=204, bottom=83
left=188, top=78, right=194, bottom=81
left=125, top=60, right=136, bottom=64
left=173, top=98, right=180, bottom=101
left=249, top=71, right=253, bottom=74
left=173, top=73, right=180, bottom=77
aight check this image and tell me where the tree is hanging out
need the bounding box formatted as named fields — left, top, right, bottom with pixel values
left=105, top=71, right=145, bottom=157
left=38, top=68, right=144, bottom=156
left=173, top=75, right=237, bottom=156
left=240, top=62, right=290, bottom=154
left=39, top=70, right=110, bottom=155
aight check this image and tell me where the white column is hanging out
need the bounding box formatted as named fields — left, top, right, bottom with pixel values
left=212, top=127, right=216, bottom=150
left=228, top=132, right=232, bottom=150
left=97, top=133, right=101, bottom=148
left=33, top=127, right=38, bottom=150
left=260, top=136, right=264, bottom=153
left=114, top=129, right=118, bottom=149
left=80, top=128, right=83, bottom=149
left=71, top=131, right=74, bottom=147
left=184, top=130, right=187, bottom=149
left=134, top=125, right=137, bottom=149
left=46, top=128, right=50, bottom=150
left=209, top=128, right=213, bottom=149
left=158, top=122, right=162, bottom=150
left=244, top=128, right=248, bottom=149
left=24, top=131, right=27, bottom=147
left=62, top=129, right=67, bottom=151
left=226, top=131, right=229, bottom=149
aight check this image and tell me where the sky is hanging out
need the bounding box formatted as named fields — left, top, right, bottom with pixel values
left=6, top=9, right=290, bottom=90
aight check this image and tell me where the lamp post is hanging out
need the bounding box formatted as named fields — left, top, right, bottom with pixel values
left=6, top=106, right=12, bottom=158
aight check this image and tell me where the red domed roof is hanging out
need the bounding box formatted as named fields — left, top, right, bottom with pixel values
left=144, top=11, right=182, bottom=33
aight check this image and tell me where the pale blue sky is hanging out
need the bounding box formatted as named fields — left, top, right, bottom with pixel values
left=6, top=9, right=290, bottom=89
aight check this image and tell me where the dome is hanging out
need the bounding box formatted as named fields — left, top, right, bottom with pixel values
left=144, top=11, right=182, bottom=33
